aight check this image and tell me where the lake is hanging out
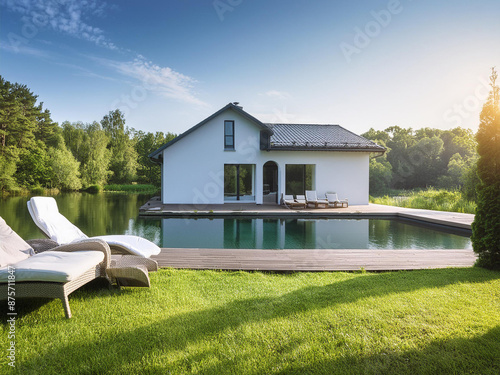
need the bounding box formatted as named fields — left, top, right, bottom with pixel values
left=0, top=193, right=472, bottom=250
left=0, top=193, right=159, bottom=242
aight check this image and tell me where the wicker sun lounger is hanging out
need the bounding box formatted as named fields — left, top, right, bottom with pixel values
left=0, top=217, right=152, bottom=318
left=0, top=217, right=111, bottom=318
left=27, top=196, right=161, bottom=265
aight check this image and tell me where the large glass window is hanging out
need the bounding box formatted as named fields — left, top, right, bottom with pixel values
left=224, top=164, right=255, bottom=201
left=224, top=120, right=234, bottom=150
left=285, top=164, right=314, bottom=196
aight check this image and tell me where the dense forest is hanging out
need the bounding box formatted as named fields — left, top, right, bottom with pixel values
left=0, top=76, right=175, bottom=192
left=362, top=125, right=479, bottom=199
left=0, top=75, right=480, bottom=198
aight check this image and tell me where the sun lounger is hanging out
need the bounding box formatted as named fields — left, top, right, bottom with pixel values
left=282, top=194, right=306, bottom=209
left=295, top=195, right=307, bottom=206
left=305, top=190, right=329, bottom=208
left=27, top=197, right=160, bottom=265
left=0, top=216, right=111, bottom=318
left=325, top=192, right=349, bottom=208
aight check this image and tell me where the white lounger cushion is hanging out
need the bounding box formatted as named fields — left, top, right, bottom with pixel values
left=28, top=197, right=160, bottom=258
left=0, top=250, right=104, bottom=283
left=0, top=217, right=34, bottom=268
left=93, top=235, right=160, bottom=257
left=27, top=197, right=88, bottom=244
left=326, top=193, right=340, bottom=203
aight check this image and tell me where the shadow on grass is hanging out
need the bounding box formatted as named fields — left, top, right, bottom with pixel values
left=0, top=279, right=126, bottom=323
left=11, top=268, right=500, bottom=373
left=270, top=325, right=500, bottom=375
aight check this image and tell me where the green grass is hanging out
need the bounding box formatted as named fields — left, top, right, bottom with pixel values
left=103, top=184, right=159, bottom=194
left=370, top=188, right=477, bottom=214
left=2, top=268, right=500, bottom=374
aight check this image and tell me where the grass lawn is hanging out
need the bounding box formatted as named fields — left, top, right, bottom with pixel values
left=1, top=268, right=500, bottom=374
left=370, top=188, right=476, bottom=214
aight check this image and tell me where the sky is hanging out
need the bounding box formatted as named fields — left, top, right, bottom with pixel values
left=1, top=0, right=500, bottom=136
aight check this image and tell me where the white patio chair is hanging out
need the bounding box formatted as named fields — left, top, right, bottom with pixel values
left=305, top=190, right=328, bottom=208
left=325, top=192, right=349, bottom=208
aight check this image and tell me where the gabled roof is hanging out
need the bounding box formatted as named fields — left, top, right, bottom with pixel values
left=266, top=123, right=385, bottom=152
left=149, top=103, right=386, bottom=160
left=149, top=103, right=272, bottom=159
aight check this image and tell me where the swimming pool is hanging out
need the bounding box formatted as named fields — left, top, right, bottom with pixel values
left=154, top=217, right=472, bottom=250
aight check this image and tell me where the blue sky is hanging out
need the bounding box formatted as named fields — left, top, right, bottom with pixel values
left=1, top=0, right=499, bottom=135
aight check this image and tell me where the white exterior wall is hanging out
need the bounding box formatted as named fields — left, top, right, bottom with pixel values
left=161, top=110, right=370, bottom=206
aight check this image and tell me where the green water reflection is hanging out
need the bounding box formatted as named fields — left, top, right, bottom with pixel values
left=0, top=195, right=472, bottom=250
left=0, top=193, right=160, bottom=243
left=161, top=217, right=472, bottom=250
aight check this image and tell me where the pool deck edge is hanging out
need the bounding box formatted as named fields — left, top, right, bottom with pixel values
left=140, top=202, right=474, bottom=230
left=152, top=248, right=477, bottom=272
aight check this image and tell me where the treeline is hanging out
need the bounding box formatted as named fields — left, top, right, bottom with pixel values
left=362, top=126, right=479, bottom=199
left=0, top=76, right=175, bottom=192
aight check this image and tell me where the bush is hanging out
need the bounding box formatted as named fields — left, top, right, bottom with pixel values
left=370, top=188, right=476, bottom=214
left=472, top=183, right=500, bottom=269
left=85, top=185, right=102, bottom=194
left=30, top=187, right=45, bottom=195
left=103, top=184, right=158, bottom=194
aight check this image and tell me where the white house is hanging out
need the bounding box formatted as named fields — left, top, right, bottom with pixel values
left=149, top=103, right=385, bottom=206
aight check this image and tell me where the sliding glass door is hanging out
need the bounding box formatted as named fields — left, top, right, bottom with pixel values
left=285, top=164, right=315, bottom=196
left=224, top=164, right=255, bottom=201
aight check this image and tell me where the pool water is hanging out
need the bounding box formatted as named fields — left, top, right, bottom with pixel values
left=159, top=217, right=472, bottom=250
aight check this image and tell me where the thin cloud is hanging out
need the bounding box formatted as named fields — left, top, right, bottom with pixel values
left=2, top=0, right=206, bottom=106
left=264, top=90, right=292, bottom=99
left=95, top=56, right=208, bottom=106
left=0, top=41, right=50, bottom=58
left=1, top=0, right=117, bottom=50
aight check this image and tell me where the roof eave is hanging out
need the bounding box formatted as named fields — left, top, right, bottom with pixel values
left=268, top=146, right=386, bottom=152
left=148, top=103, right=273, bottom=161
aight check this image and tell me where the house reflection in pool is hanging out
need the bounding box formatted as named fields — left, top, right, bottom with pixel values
left=159, top=218, right=471, bottom=250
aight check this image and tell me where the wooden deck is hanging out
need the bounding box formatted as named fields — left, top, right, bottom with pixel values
left=152, top=248, right=477, bottom=272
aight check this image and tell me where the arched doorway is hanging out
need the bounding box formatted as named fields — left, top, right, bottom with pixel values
left=263, top=161, right=278, bottom=204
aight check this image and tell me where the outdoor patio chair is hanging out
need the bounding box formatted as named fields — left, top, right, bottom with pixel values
left=282, top=194, right=306, bottom=209
left=325, top=192, right=349, bottom=208
left=305, top=190, right=328, bottom=208
left=295, top=195, right=307, bottom=206
left=27, top=197, right=160, bottom=268
left=0, top=216, right=110, bottom=318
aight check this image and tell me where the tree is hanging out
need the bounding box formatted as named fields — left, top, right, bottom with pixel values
left=133, top=130, right=176, bottom=185
left=0, top=153, right=16, bottom=191
left=81, top=122, right=113, bottom=186
left=48, top=146, right=82, bottom=191
left=15, top=142, right=52, bottom=188
left=101, top=109, right=138, bottom=183
left=385, top=126, right=416, bottom=188
left=406, top=136, right=444, bottom=188
left=471, top=68, right=500, bottom=269
left=0, top=75, right=60, bottom=190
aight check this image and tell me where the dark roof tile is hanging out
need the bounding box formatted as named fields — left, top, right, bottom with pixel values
left=265, top=123, right=385, bottom=151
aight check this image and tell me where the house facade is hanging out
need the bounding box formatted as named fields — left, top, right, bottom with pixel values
left=149, top=103, right=385, bottom=206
